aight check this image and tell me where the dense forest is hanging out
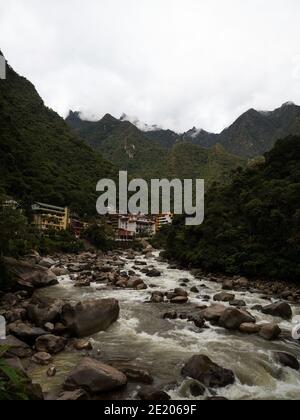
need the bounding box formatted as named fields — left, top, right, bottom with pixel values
left=0, top=59, right=117, bottom=216
left=160, top=136, right=300, bottom=281
left=66, top=111, right=245, bottom=183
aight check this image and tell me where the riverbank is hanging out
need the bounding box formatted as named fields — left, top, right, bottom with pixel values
left=1, top=246, right=300, bottom=400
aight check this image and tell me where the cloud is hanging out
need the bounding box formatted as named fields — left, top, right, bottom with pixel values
left=0, top=0, right=300, bottom=133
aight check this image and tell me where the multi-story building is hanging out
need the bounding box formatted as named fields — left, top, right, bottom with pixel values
left=2, top=199, right=19, bottom=210
left=106, top=213, right=156, bottom=241
left=69, top=217, right=89, bottom=238
left=136, top=216, right=156, bottom=237
left=31, top=202, right=70, bottom=231
left=155, top=213, right=173, bottom=231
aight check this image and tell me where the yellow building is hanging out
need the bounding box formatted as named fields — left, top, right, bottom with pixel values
left=32, top=202, right=70, bottom=231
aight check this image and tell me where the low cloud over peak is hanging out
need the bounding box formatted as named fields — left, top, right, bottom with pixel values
left=1, top=0, right=300, bottom=133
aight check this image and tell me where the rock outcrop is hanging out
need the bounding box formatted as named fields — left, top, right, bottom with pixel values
left=3, top=257, right=58, bottom=290
left=182, top=355, right=235, bottom=388
left=61, top=299, right=120, bottom=338
left=64, top=358, right=127, bottom=394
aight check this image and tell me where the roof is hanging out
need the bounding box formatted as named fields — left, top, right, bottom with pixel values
left=32, top=202, right=66, bottom=212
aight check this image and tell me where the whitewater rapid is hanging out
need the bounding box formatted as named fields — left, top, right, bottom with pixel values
left=32, top=252, right=300, bottom=400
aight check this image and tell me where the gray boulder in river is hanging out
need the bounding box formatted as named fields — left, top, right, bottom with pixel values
left=262, top=301, right=292, bottom=320
left=64, top=357, right=127, bottom=394
left=182, top=355, right=235, bottom=388
left=61, top=298, right=120, bottom=338
left=3, top=257, right=58, bottom=290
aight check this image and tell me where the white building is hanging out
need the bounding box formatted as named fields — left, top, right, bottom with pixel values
left=116, top=214, right=156, bottom=240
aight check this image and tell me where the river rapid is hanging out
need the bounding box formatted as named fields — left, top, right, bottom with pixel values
left=31, top=251, right=300, bottom=400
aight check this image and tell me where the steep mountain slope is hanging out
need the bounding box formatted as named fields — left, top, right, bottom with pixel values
left=184, top=103, right=300, bottom=158
left=143, top=129, right=179, bottom=149
left=0, top=53, right=116, bottom=215
left=67, top=111, right=245, bottom=183
left=163, top=135, right=300, bottom=281
left=183, top=128, right=218, bottom=149
left=166, top=142, right=245, bottom=185
left=66, top=111, right=168, bottom=179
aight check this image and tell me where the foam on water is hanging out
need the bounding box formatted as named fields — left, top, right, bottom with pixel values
left=34, top=251, right=300, bottom=400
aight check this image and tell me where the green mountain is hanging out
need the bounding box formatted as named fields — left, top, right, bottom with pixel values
left=163, top=135, right=300, bottom=281
left=184, top=103, right=300, bottom=158
left=144, top=129, right=179, bottom=149
left=66, top=112, right=245, bottom=183
left=169, top=142, right=246, bottom=185
left=0, top=53, right=116, bottom=215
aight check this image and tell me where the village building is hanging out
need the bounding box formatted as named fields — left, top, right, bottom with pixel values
left=31, top=202, right=70, bottom=231
left=69, top=216, right=89, bottom=238
left=155, top=212, right=173, bottom=231
left=2, top=199, right=20, bottom=210
left=106, top=213, right=156, bottom=241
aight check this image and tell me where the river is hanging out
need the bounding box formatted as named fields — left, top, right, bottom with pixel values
left=31, top=251, right=300, bottom=400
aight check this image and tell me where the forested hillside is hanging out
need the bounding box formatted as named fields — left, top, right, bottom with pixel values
left=162, top=136, right=300, bottom=281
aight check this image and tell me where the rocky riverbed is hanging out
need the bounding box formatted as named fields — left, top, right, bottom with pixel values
left=1, top=246, right=300, bottom=400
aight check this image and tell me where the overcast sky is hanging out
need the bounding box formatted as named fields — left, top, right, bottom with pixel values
left=0, top=0, right=300, bottom=133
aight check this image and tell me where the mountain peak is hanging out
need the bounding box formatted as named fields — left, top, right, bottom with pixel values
left=184, top=102, right=300, bottom=158
left=120, top=113, right=161, bottom=132
left=102, top=113, right=118, bottom=122
left=66, top=110, right=82, bottom=121
left=242, top=108, right=261, bottom=118
left=281, top=101, right=296, bottom=107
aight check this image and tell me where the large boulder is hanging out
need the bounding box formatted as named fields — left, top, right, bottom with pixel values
left=51, top=267, right=69, bottom=277
left=236, top=277, right=249, bottom=289
left=222, top=280, right=234, bottom=291
left=35, top=334, right=67, bottom=354
left=200, top=304, right=226, bottom=323
left=259, top=323, right=281, bottom=341
left=8, top=322, right=47, bottom=345
left=219, top=308, right=255, bottom=330
left=182, top=355, right=235, bottom=388
left=3, top=257, right=58, bottom=290
left=174, top=288, right=188, bottom=298
left=146, top=269, right=161, bottom=278
left=150, top=292, right=164, bottom=304
left=32, top=352, right=52, bottom=366
left=64, top=358, right=127, bottom=394
left=213, top=292, right=235, bottom=303
left=189, top=382, right=206, bottom=397
left=230, top=300, right=246, bottom=308
left=61, top=299, right=120, bottom=338
left=188, top=315, right=205, bottom=329
left=0, top=335, right=33, bottom=359
left=274, top=352, right=299, bottom=371
left=4, top=308, right=27, bottom=323
left=170, top=296, right=189, bottom=305
left=38, top=258, right=56, bottom=269
left=262, top=302, right=292, bottom=320
left=127, top=277, right=144, bottom=289
left=27, top=297, right=64, bottom=327
left=239, top=323, right=261, bottom=334
left=110, top=362, right=153, bottom=385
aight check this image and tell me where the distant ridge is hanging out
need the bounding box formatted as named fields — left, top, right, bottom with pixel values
left=183, top=102, right=300, bottom=158
left=66, top=110, right=245, bottom=184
